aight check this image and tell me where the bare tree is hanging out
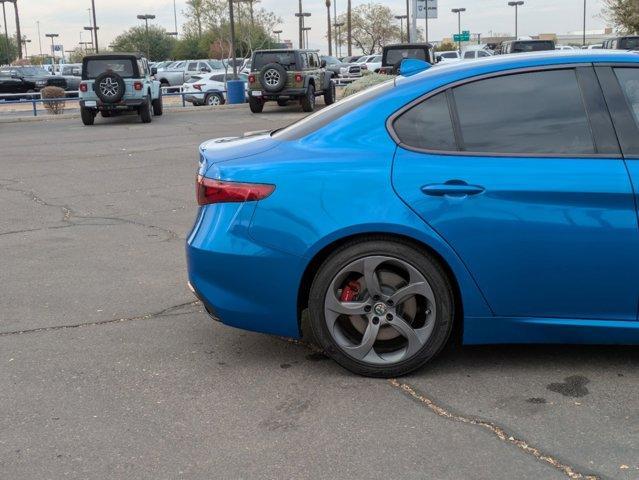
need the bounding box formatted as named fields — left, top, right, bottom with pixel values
left=603, top=0, right=639, bottom=34
left=336, top=4, right=401, bottom=55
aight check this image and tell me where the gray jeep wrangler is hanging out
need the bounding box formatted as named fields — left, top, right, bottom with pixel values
left=78, top=53, right=162, bottom=125
left=247, top=49, right=335, bottom=113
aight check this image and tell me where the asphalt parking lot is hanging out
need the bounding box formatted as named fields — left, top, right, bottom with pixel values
left=1, top=107, right=638, bottom=480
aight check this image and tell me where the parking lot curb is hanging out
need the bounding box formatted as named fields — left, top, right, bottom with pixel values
left=0, top=103, right=249, bottom=124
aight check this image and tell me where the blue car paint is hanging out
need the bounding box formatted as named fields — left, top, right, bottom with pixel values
left=186, top=51, right=639, bottom=344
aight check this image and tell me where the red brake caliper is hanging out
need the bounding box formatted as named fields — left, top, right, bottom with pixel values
left=340, top=280, right=361, bottom=302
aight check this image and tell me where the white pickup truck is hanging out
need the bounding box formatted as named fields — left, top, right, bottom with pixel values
left=156, top=59, right=226, bottom=88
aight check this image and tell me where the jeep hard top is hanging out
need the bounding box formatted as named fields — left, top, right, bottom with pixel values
left=78, top=53, right=162, bottom=125
left=380, top=43, right=435, bottom=75
left=247, top=49, right=336, bottom=113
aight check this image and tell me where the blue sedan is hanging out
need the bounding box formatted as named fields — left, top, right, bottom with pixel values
left=187, top=51, right=639, bottom=377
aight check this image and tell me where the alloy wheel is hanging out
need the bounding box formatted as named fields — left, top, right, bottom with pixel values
left=323, top=255, right=437, bottom=365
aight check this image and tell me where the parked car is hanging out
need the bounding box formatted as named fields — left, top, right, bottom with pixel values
left=602, top=36, right=639, bottom=50
left=187, top=51, right=639, bottom=377
left=340, top=55, right=363, bottom=63
left=57, top=63, right=82, bottom=93
left=556, top=45, right=576, bottom=51
left=183, top=73, right=248, bottom=106
left=156, top=60, right=225, bottom=88
left=500, top=39, right=556, bottom=54
left=436, top=51, right=462, bottom=63
left=363, top=55, right=383, bottom=72
left=0, top=66, right=66, bottom=93
left=78, top=53, right=162, bottom=125
left=379, top=43, right=435, bottom=74
left=462, top=49, right=493, bottom=60
left=247, top=49, right=335, bottom=113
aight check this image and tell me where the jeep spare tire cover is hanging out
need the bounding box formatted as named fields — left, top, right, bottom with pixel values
left=259, top=63, right=288, bottom=93
left=94, top=71, right=126, bottom=103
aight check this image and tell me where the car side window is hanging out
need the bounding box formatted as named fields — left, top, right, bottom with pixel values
left=187, top=62, right=198, bottom=71
left=614, top=68, right=639, bottom=127
left=453, top=69, right=595, bottom=154
left=478, top=51, right=490, bottom=57
left=199, top=62, right=211, bottom=73
left=301, top=53, right=309, bottom=69
left=464, top=51, right=474, bottom=59
left=308, top=54, right=316, bottom=68
left=393, top=92, right=457, bottom=151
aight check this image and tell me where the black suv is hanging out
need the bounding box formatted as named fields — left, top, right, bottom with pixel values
left=0, top=66, right=67, bottom=96
left=247, top=49, right=335, bottom=113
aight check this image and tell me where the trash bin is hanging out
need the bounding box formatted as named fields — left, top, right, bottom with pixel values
left=226, top=80, right=245, bottom=104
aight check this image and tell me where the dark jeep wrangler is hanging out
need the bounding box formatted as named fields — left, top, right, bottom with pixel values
left=247, top=49, right=336, bottom=113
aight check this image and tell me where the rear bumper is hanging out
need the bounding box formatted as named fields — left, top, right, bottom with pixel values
left=184, top=94, right=205, bottom=105
left=79, top=98, right=146, bottom=109
left=186, top=203, right=304, bottom=339
left=251, top=88, right=307, bottom=100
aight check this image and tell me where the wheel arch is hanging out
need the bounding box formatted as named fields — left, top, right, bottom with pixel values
left=296, top=232, right=465, bottom=344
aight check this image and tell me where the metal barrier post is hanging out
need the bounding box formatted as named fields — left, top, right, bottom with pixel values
left=32, top=97, right=37, bottom=116
left=181, top=91, right=185, bottom=107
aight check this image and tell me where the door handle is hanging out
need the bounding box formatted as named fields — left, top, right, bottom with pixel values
left=421, top=181, right=485, bottom=197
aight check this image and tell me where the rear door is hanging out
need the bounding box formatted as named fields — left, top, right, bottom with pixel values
left=391, top=66, right=639, bottom=320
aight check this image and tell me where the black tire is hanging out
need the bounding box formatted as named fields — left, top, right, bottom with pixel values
left=259, top=63, right=288, bottom=93
left=93, top=71, right=125, bottom=103
left=308, top=237, right=454, bottom=378
left=301, top=84, right=316, bottom=112
left=277, top=98, right=288, bottom=107
left=152, top=91, right=163, bottom=116
left=80, top=106, right=95, bottom=126
left=205, top=92, right=224, bottom=106
left=249, top=95, right=264, bottom=113
left=324, top=80, right=336, bottom=105
left=140, top=95, right=153, bottom=123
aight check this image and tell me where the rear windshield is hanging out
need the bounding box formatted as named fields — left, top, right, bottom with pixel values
left=385, top=48, right=428, bottom=66
left=84, top=59, right=136, bottom=79
left=619, top=37, right=639, bottom=50
left=273, top=80, right=394, bottom=141
left=512, top=41, right=555, bottom=52
left=253, top=52, right=296, bottom=71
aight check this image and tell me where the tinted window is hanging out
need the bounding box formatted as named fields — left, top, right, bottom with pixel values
left=210, top=74, right=226, bottom=82
left=615, top=68, right=639, bottom=126
left=619, top=37, right=639, bottom=50
left=478, top=51, right=490, bottom=57
left=253, top=51, right=296, bottom=70
left=187, top=62, right=198, bottom=71
left=441, top=52, right=458, bottom=59
left=463, top=51, right=474, bottom=59
left=453, top=69, right=594, bottom=154
left=85, top=59, right=135, bottom=79
left=385, top=48, right=427, bottom=66
left=394, top=93, right=456, bottom=151
left=511, top=41, right=555, bottom=52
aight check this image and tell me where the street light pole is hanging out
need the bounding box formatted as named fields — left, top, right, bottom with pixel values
left=405, top=0, right=410, bottom=42
left=228, top=0, right=238, bottom=79
left=0, top=1, right=8, bottom=60
left=326, top=0, right=332, bottom=56
left=294, top=11, right=311, bottom=49
left=302, top=27, right=311, bottom=50
left=9, top=0, right=22, bottom=58
left=582, top=0, right=586, bottom=47
left=508, top=1, right=524, bottom=40
left=45, top=33, right=58, bottom=69
left=333, top=22, right=344, bottom=57
left=91, top=0, right=99, bottom=52
left=395, top=15, right=407, bottom=43
left=347, top=0, right=351, bottom=56
left=136, top=14, right=155, bottom=59
left=451, top=8, right=465, bottom=54
left=173, top=0, right=178, bottom=37
left=22, top=37, right=29, bottom=57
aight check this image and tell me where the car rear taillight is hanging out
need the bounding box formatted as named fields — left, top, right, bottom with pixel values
left=248, top=74, right=256, bottom=83
left=134, top=81, right=143, bottom=91
left=79, top=82, right=88, bottom=92
left=196, top=176, right=275, bottom=206
left=193, top=84, right=204, bottom=91
left=295, top=73, right=303, bottom=83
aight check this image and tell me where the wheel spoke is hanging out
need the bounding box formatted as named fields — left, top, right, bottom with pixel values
left=388, top=282, right=427, bottom=306
left=362, top=256, right=383, bottom=297
left=343, top=320, right=380, bottom=360
left=390, top=315, right=426, bottom=358
left=324, top=292, right=368, bottom=316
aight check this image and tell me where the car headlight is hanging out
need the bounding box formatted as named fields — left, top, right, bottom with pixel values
left=36, top=80, right=46, bottom=86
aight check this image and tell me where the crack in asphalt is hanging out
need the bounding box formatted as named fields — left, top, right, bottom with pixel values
left=0, top=183, right=183, bottom=240
left=0, top=301, right=200, bottom=337
left=388, top=379, right=602, bottom=480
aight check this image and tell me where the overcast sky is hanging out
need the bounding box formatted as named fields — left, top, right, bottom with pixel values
left=5, top=0, right=609, bottom=56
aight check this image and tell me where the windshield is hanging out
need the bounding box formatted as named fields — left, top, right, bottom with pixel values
left=13, top=67, right=50, bottom=76
left=207, top=60, right=225, bottom=70
left=620, top=37, right=639, bottom=50
left=323, top=56, right=340, bottom=65
left=385, top=48, right=427, bottom=66
left=440, top=52, right=458, bottom=58
left=512, top=41, right=555, bottom=52
left=273, top=80, right=394, bottom=141
left=85, top=59, right=136, bottom=79
left=253, top=51, right=296, bottom=71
